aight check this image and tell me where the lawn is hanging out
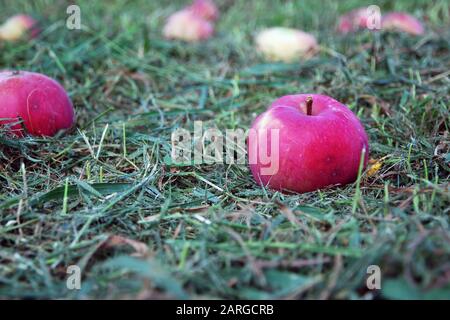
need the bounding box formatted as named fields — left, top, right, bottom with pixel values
left=0, top=0, right=449, bottom=299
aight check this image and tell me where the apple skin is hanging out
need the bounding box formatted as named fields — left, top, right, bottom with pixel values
left=0, top=71, right=75, bottom=137
left=0, top=14, right=39, bottom=41
left=381, top=12, right=424, bottom=36
left=255, top=27, right=318, bottom=62
left=337, top=8, right=371, bottom=34
left=248, top=94, right=369, bottom=193
left=163, top=9, right=214, bottom=42
left=188, top=0, right=219, bottom=22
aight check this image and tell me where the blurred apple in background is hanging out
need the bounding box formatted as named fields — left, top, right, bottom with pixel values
left=248, top=94, right=369, bottom=194
left=163, top=9, right=214, bottom=42
left=338, top=8, right=424, bottom=36
left=0, top=14, right=39, bottom=41
left=337, top=8, right=372, bottom=34
left=381, top=12, right=425, bottom=35
left=255, top=27, right=318, bottom=62
left=163, top=0, right=219, bottom=42
left=188, top=0, right=219, bottom=22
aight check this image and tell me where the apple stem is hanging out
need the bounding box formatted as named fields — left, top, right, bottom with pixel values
left=306, top=96, right=313, bottom=116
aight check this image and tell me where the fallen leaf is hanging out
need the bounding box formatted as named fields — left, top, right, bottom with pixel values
left=102, top=235, right=150, bottom=257
left=367, top=158, right=383, bottom=177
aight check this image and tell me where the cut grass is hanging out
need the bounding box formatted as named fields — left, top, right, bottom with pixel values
left=0, top=0, right=449, bottom=299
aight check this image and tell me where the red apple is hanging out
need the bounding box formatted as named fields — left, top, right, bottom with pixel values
left=248, top=94, right=369, bottom=193
left=0, top=14, right=39, bottom=41
left=337, top=17, right=355, bottom=34
left=337, top=8, right=372, bottom=34
left=0, top=71, right=75, bottom=137
left=255, top=27, right=318, bottom=62
left=187, top=0, right=219, bottom=22
left=163, top=9, right=214, bottom=42
left=381, top=12, right=424, bottom=36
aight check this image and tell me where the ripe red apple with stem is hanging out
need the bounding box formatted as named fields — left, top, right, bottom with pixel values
left=0, top=71, right=75, bottom=137
left=248, top=94, right=369, bottom=193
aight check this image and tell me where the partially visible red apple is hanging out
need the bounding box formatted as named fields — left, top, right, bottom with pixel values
left=248, top=94, right=369, bottom=193
left=0, top=71, right=75, bottom=137
left=255, top=27, right=318, bottom=62
left=188, top=0, right=219, bottom=22
left=381, top=12, right=424, bottom=35
left=337, top=8, right=372, bottom=34
left=163, top=9, right=214, bottom=42
left=0, top=14, right=39, bottom=41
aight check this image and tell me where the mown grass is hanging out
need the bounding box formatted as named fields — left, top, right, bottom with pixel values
left=0, top=0, right=449, bottom=299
